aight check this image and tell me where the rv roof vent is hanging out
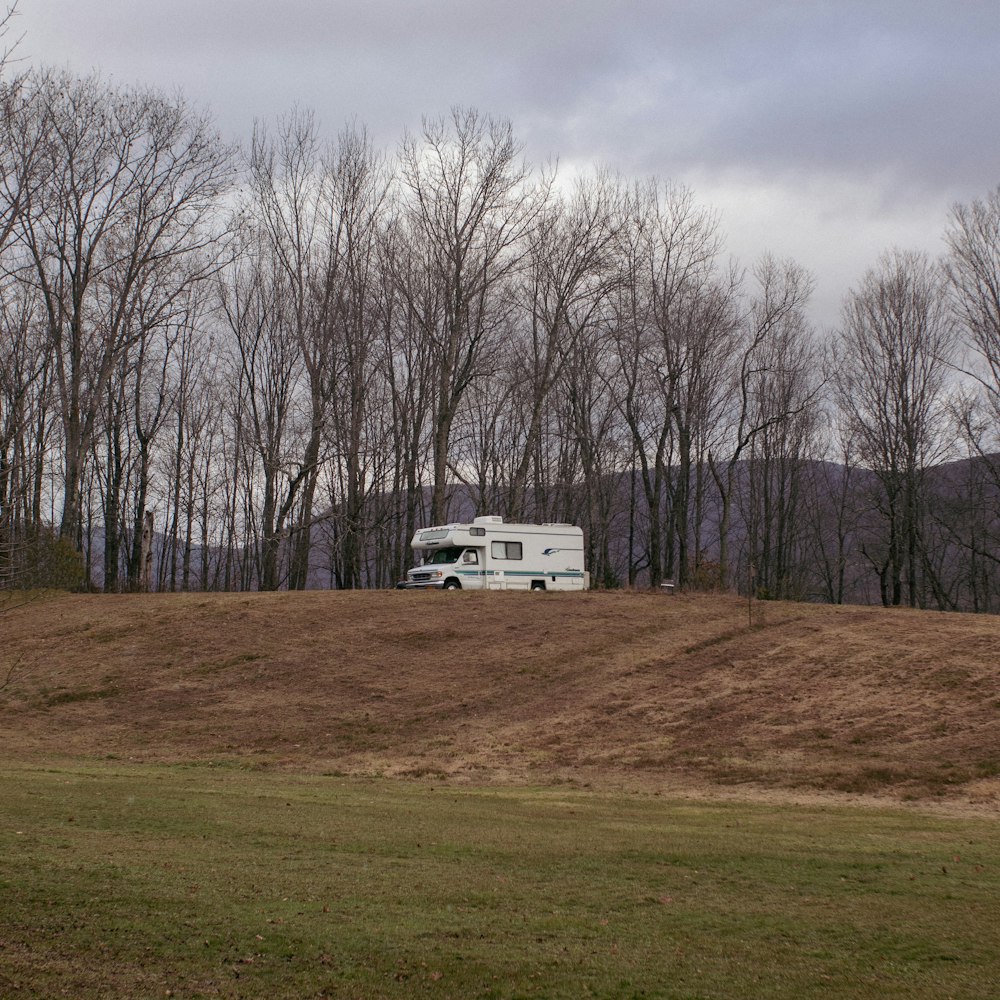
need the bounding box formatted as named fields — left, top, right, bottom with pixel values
left=473, top=515, right=503, bottom=524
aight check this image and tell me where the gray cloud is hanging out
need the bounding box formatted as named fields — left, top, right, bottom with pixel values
left=14, top=0, right=1000, bottom=326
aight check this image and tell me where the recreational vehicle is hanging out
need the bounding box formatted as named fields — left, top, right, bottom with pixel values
left=398, top=516, right=588, bottom=591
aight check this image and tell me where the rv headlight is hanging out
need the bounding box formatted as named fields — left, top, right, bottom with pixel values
left=432, top=570, right=443, bottom=578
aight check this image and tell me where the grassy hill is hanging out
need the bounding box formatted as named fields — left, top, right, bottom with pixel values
left=2, top=590, right=998, bottom=806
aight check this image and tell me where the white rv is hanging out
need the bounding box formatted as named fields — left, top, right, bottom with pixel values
left=398, top=516, right=588, bottom=591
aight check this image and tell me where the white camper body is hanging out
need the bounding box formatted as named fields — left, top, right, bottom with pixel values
left=399, top=516, right=588, bottom=591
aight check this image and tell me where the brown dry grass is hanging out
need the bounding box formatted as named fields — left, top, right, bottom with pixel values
left=2, top=590, right=998, bottom=809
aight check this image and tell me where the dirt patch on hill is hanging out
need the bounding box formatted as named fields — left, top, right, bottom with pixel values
left=2, top=590, right=998, bottom=810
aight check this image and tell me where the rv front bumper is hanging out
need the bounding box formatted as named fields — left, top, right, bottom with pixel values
left=395, top=579, right=446, bottom=590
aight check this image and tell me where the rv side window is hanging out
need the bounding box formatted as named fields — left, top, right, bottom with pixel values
left=470, top=527, right=485, bottom=536
left=491, top=541, right=522, bottom=560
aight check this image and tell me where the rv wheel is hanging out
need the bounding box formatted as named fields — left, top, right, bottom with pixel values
left=530, top=581, right=546, bottom=591
left=443, top=579, right=461, bottom=590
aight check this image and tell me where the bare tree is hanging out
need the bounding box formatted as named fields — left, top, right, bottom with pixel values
left=450, top=350, right=520, bottom=516
left=708, top=256, right=814, bottom=591
left=946, top=188, right=1000, bottom=430
left=832, top=250, right=957, bottom=607
left=0, top=278, right=49, bottom=586
left=934, top=191, right=1000, bottom=609
left=246, top=113, right=389, bottom=589
left=246, top=111, right=330, bottom=589
left=0, top=2, right=20, bottom=65
left=376, top=213, right=436, bottom=577
left=0, top=82, right=48, bottom=259
left=0, top=6, right=48, bottom=259
left=219, top=243, right=305, bottom=590
left=157, top=290, right=218, bottom=591
left=0, top=25, right=56, bottom=587
left=739, top=273, right=822, bottom=599
left=561, top=318, right=630, bottom=587
left=317, top=125, right=390, bottom=588
left=398, top=107, right=541, bottom=524
left=507, top=171, right=622, bottom=521
left=614, top=181, right=732, bottom=587
left=17, top=72, right=233, bottom=555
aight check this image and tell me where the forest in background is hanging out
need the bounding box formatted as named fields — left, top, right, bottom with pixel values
left=1, top=31, right=999, bottom=610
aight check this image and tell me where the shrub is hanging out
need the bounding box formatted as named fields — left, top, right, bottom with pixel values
left=5, top=529, right=87, bottom=591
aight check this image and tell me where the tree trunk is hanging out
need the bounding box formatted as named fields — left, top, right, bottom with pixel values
left=139, top=510, right=153, bottom=592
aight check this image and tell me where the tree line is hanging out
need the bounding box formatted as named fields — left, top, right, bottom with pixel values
left=1, top=64, right=998, bottom=609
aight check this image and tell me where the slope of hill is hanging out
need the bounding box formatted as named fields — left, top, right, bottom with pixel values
left=2, top=591, right=998, bottom=807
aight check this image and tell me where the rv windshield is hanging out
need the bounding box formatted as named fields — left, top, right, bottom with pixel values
left=422, top=546, right=463, bottom=565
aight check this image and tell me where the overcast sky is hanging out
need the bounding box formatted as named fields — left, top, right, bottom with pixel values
left=11, top=1, right=1000, bottom=328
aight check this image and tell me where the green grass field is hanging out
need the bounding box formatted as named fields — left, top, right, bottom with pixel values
left=2, top=762, right=998, bottom=999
